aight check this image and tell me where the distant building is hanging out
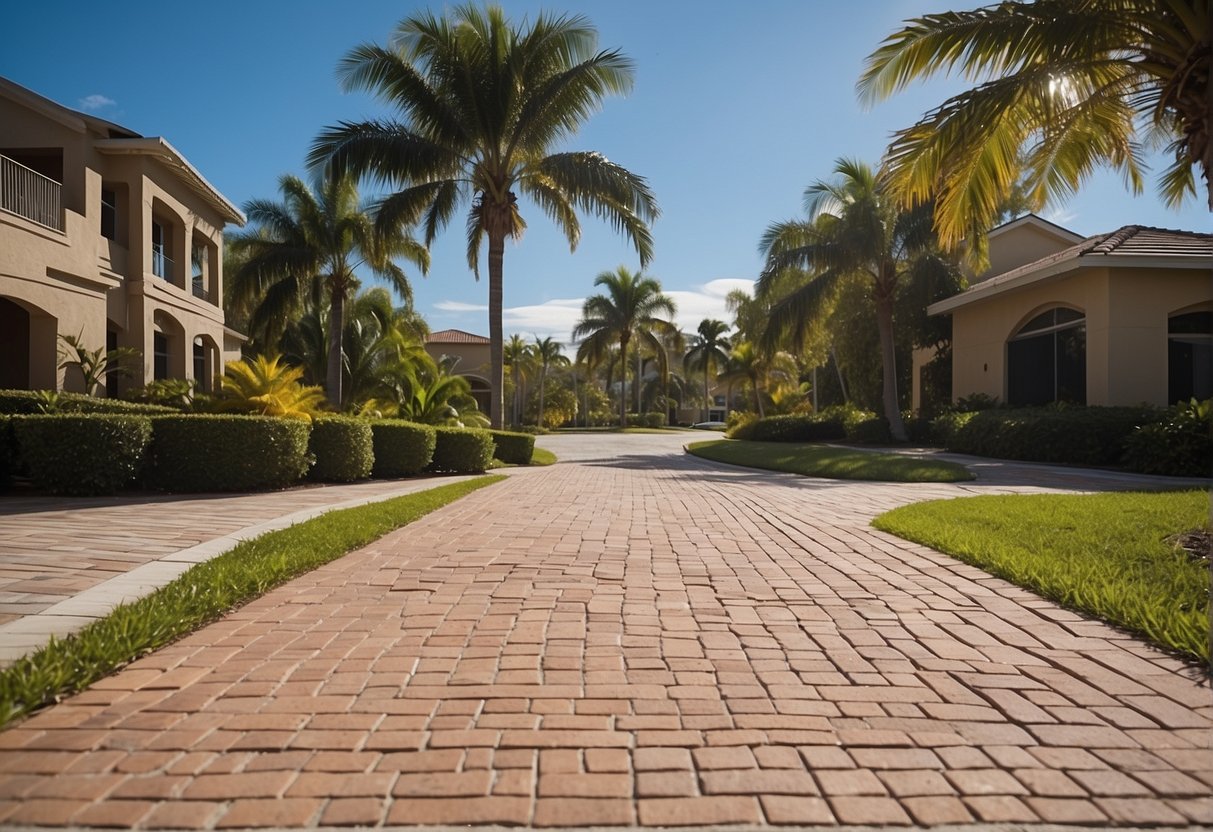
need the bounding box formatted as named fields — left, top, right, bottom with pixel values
left=424, top=329, right=492, bottom=414
left=0, top=76, right=245, bottom=395
left=920, top=214, right=1212, bottom=410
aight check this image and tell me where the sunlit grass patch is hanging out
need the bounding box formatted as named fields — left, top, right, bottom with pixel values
left=687, top=439, right=972, bottom=482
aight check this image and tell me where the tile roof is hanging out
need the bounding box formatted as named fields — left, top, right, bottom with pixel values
left=931, top=225, right=1212, bottom=315
left=427, top=328, right=490, bottom=344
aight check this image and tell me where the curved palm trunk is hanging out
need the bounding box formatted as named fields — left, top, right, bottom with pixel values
left=487, top=232, right=505, bottom=429
left=326, top=288, right=345, bottom=407
left=750, top=371, right=765, bottom=418
left=875, top=288, right=908, bottom=442
left=618, top=333, right=630, bottom=427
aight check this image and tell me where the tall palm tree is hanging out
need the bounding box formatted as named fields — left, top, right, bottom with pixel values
left=683, top=319, right=731, bottom=422
left=503, top=334, right=534, bottom=427
left=759, top=158, right=943, bottom=441
left=532, top=337, right=568, bottom=430
left=859, top=0, right=1212, bottom=254
left=228, top=174, right=427, bottom=406
left=309, top=5, right=659, bottom=428
left=573, top=267, right=677, bottom=427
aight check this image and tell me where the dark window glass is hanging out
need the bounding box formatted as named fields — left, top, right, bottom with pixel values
left=193, top=340, right=207, bottom=392
left=1007, top=307, right=1086, bottom=406
left=106, top=330, right=119, bottom=398
left=154, top=332, right=168, bottom=380
left=1168, top=311, right=1213, bottom=403
left=100, top=188, right=116, bottom=240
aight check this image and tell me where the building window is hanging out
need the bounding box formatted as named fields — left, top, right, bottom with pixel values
left=193, top=337, right=209, bottom=392
left=154, top=331, right=169, bottom=380
left=152, top=220, right=172, bottom=281
left=191, top=244, right=207, bottom=300
left=1007, top=307, right=1086, bottom=406
left=1169, top=311, right=1212, bottom=404
left=100, top=188, right=117, bottom=241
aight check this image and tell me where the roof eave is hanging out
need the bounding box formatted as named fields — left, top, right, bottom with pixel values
left=94, top=137, right=246, bottom=226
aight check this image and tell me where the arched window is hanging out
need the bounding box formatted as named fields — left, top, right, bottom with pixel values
left=1169, top=310, right=1212, bottom=404
left=1007, top=307, right=1086, bottom=406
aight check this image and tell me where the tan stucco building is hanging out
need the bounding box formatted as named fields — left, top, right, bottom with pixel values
left=0, top=77, right=245, bottom=395
left=424, top=329, right=492, bottom=414
left=922, top=215, right=1212, bottom=410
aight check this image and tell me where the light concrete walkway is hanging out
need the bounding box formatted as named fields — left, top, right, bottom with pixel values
left=0, top=433, right=1209, bottom=829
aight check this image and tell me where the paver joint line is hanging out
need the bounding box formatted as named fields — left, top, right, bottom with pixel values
left=0, top=433, right=1210, bottom=829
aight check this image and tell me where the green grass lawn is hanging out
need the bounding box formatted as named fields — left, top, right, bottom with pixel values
left=0, top=475, right=505, bottom=728
left=557, top=426, right=695, bottom=434
left=687, top=439, right=973, bottom=482
left=873, top=490, right=1210, bottom=662
left=530, top=447, right=557, bottom=465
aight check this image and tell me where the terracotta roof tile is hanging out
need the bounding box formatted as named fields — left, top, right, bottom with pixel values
left=427, top=329, right=490, bottom=344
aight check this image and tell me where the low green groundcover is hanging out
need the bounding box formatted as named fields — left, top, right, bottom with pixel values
left=873, top=490, right=1210, bottom=662
left=0, top=475, right=504, bottom=728
left=688, top=439, right=973, bottom=482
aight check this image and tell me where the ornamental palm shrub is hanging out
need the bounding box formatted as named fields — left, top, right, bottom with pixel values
left=216, top=354, right=326, bottom=420
left=12, top=415, right=151, bottom=496
left=430, top=427, right=495, bottom=474
left=370, top=420, right=437, bottom=478
left=147, top=416, right=311, bottom=492
left=308, top=416, right=374, bottom=482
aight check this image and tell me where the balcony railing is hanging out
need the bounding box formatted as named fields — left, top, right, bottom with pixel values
left=192, top=276, right=211, bottom=302
left=0, top=154, right=64, bottom=232
left=152, top=246, right=174, bottom=282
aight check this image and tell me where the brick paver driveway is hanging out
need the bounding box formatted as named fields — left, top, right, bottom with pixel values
left=0, top=432, right=1209, bottom=829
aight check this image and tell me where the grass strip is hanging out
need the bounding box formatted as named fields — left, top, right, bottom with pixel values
left=530, top=447, right=557, bottom=466
left=687, top=439, right=973, bottom=482
left=873, top=490, right=1210, bottom=662
left=0, top=475, right=505, bottom=728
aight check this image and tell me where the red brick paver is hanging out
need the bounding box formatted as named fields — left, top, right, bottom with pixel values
left=0, top=433, right=1209, bottom=828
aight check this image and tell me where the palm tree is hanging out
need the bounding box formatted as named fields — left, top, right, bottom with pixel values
left=533, top=337, right=568, bottom=430
left=228, top=174, right=427, bottom=406
left=503, top=334, right=534, bottom=427
left=309, top=5, right=659, bottom=428
left=858, top=0, right=1212, bottom=254
left=573, top=267, right=677, bottom=427
left=759, top=158, right=943, bottom=441
left=683, top=319, right=731, bottom=422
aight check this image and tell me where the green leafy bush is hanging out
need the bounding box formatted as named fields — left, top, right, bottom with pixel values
left=147, top=415, right=311, bottom=492
left=490, top=430, right=535, bottom=465
left=370, top=420, right=437, bottom=477
left=937, top=405, right=1159, bottom=466
left=431, top=427, right=495, bottom=473
left=0, top=389, right=174, bottom=415
left=902, top=413, right=935, bottom=444
left=624, top=412, right=665, bottom=428
left=1123, top=399, right=1212, bottom=477
left=309, top=416, right=374, bottom=482
left=849, top=417, right=892, bottom=444
left=12, top=414, right=151, bottom=495
left=0, top=416, right=11, bottom=488
left=749, top=413, right=847, bottom=442
left=930, top=410, right=977, bottom=447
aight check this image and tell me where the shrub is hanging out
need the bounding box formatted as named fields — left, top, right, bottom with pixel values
left=12, top=414, right=151, bottom=495
left=0, top=416, right=11, bottom=488
left=1123, top=399, right=1212, bottom=477
left=939, top=405, right=1159, bottom=466
left=643, top=412, right=667, bottom=428
left=371, top=420, right=437, bottom=477
left=490, top=430, right=535, bottom=465
left=747, top=413, right=847, bottom=442
left=430, top=427, right=495, bottom=473
left=902, top=413, right=935, bottom=445
left=725, top=411, right=759, bottom=439
left=849, top=417, right=892, bottom=444
left=930, top=410, right=977, bottom=447
left=147, top=415, right=311, bottom=492
left=308, top=416, right=374, bottom=482
left=0, top=389, right=174, bottom=415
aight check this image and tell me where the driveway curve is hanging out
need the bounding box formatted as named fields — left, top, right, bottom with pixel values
left=0, top=432, right=1209, bottom=829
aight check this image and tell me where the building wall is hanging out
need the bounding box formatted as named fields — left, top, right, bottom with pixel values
left=0, top=89, right=238, bottom=393
left=949, top=266, right=1211, bottom=407
left=977, top=221, right=1079, bottom=284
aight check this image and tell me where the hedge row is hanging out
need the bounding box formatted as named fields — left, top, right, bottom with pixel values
left=727, top=405, right=873, bottom=443
left=625, top=412, right=667, bottom=428
left=0, top=389, right=175, bottom=415
left=5, top=412, right=510, bottom=496
left=490, top=430, right=535, bottom=465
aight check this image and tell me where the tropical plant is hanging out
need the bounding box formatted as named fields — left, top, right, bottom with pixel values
left=683, top=319, right=732, bottom=422
left=573, top=267, right=677, bottom=427
left=532, top=337, right=569, bottom=431
left=123, top=379, right=198, bottom=410
left=759, top=158, right=957, bottom=441
left=717, top=341, right=797, bottom=419
left=228, top=173, right=427, bottom=406
left=503, top=335, right=535, bottom=427
left=217, top=354, right=327, bottom=420
left=379, top=354, right=490, bottom=427
left=56, top=333, right=140, bottom=396
left=309, top=4, right=659, bottom=428
left=859, top=0, right=1213, bottom=257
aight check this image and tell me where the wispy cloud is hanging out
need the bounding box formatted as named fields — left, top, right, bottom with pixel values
left=1043, top=207, right=1078, bottom=228
left=78, top=94, right=116, bottom=112
left=434, top=300, right=487, bottom=313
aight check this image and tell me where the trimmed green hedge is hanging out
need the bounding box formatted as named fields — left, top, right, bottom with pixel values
left=12, top=414, right=152, bottom=496
left=371, top=420, right=437, bottom=478
left=490, top=429, right=535, bottom=465
left=147, top=415, right=311, bottom=492
left=0, top=390, right=175, bottom=415
left=431, top=427, right=495, bottom=473
left=0, top=416, right=12, bottom=488
left=849, top=417, right=892, bottom=444
left=1123, top=399, right=1212, bottom=477
left=734, top=413, right=847, bottom=442
left=309, top=416, right=374, bottom=482
left=625, top=412, right=667, bottom=428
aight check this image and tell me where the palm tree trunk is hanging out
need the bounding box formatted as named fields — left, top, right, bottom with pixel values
left=619, top=334, right=630, bottom=427
left=635, top=345, right=642, bottom=413
left=538, top=367, right=547, bottom=429
left=703, top=365, right=710, bottom=422
left=875, top=290, right=908, bottom=442
left=830, top=345, right=849, bottom=402
left=327, top=287, right=345, bottom=407
left=487, top=231, right=505, bottom=429
left=511, top=366, right=520, bottom=426
left=751, top=372, right=765, bottom=418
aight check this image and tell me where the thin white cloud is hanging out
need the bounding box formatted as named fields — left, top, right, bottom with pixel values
left=1043, top=207, right=1078, bottom=228
left=78, top=94, right=116, bottom=112
left=434, top=300, right=487, bottom=313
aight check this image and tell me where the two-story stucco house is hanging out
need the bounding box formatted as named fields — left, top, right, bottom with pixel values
left=921, top=214, right=1212, bottom=410
left=0, top=76, right=245, bottom=396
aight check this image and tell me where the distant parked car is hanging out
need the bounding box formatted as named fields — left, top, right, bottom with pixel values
left=691, top=421, right=727, bottom=430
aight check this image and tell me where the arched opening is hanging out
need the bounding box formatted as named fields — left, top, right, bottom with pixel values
left=192, top=335, right=220, bottom=392
left=152, top=310, right=185, bottom=381
left=464, top=375, right=491, bottom=417
left=1007, top=306, right=1086, bottom=406
left=150, top=199, right=186, bottom=288
left=1169, top=308, right=1212, bottom=404
left=0, top=296, right=57, bottom=390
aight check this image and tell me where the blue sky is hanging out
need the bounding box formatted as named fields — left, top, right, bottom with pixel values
left=4, top=1, right=1209, bottom=342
